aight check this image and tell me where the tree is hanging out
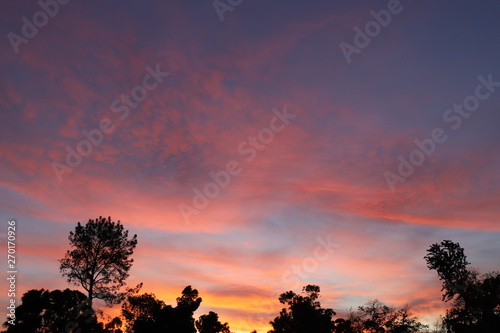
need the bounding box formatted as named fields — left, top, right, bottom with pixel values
left=122, top=287, right=173, bottom=333
left=59, top=216, right=138, bottom=309
left=350, top=300, right=426, bottom=333
left=2, top=289, right=104, bottom=333
left=175, top=285, right=203, bottom=333
left=390, top=305, right=427, bottom=333
left=425, top=240, right=500, bottom=332
left=105, top=317, right=123, bottom=333
left=357, top=299, right=393, bottom=333
left=196, top=311, right=232, bottom=333
left=268, top=285, right=336, bottom=333
left=333, top=318, right=355, bottom=333
left=424, top=240, right=472, bottom=302
left=345, top=311, right=364, bottom=333
left=121, top=285, right=202, bottom=333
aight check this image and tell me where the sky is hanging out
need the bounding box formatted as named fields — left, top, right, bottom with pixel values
left=1, top=0, right=500, bottom=332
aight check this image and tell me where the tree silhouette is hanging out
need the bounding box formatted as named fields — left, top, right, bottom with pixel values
left=105, top=317, right=123, bottom=333
left=2, top=289, right=104, bottom=332
left=425, top=240, right=500, bottom=332
left=356, top=299, right=393, bottom=333
left=355, top=300, right=426, bottom=333
left=121, top=285, right=202, bottom=333
left=268, top=285, right=336, bottom=333
left=195, top=311, right=232, bottom=333
left=392, top=306, right=426, bottom=332
left=174, top=285, right=203, bottom=333
left=424, top=240, right=471, bottom=302
left=59, top=216, right=138, bottom=309
left=122, top=287, right=173, bottom=332
left=332, top=318, right=355, bottom=333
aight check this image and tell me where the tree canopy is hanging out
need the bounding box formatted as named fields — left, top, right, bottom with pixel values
left=5, top=216, right=499, bottom=333
left=195, top=311, right=232, bottom=333
left=269, top=285, right=337, bottom=333
left=59, top=216, right=138, bottom=309
left=121, top=284, right=206, bottom=333
left=349, top=300, right=426, bottom=333
left=2, top=289, right=103, bottom=333
left=425, top=240, right=500, bottom=332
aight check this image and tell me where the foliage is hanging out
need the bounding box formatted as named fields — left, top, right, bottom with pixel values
left=352, top=300, right=426, bottom=333
left=121, top=284, right=202, bottom=333
left=2, top=289, right=104, bottom=333
left=424, top=240, right=471, bottom=302
left=425, top=240, right=500, bottom=332
left=105, top=317, right=123, bottom=333
left=196, top=311, right=232, bottom=333
left=59, top=216, right=138, bottom=308
left=268, top=285, right=336, bottom=333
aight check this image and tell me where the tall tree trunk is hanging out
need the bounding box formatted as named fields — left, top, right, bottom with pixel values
left=88, top=280, right=93, bottom=310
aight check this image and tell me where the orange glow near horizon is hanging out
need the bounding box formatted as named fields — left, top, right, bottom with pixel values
left=1, top=1, right=500, bottom=332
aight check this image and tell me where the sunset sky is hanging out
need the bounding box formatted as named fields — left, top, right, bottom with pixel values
left=1, top=0, right=500, bottom=332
